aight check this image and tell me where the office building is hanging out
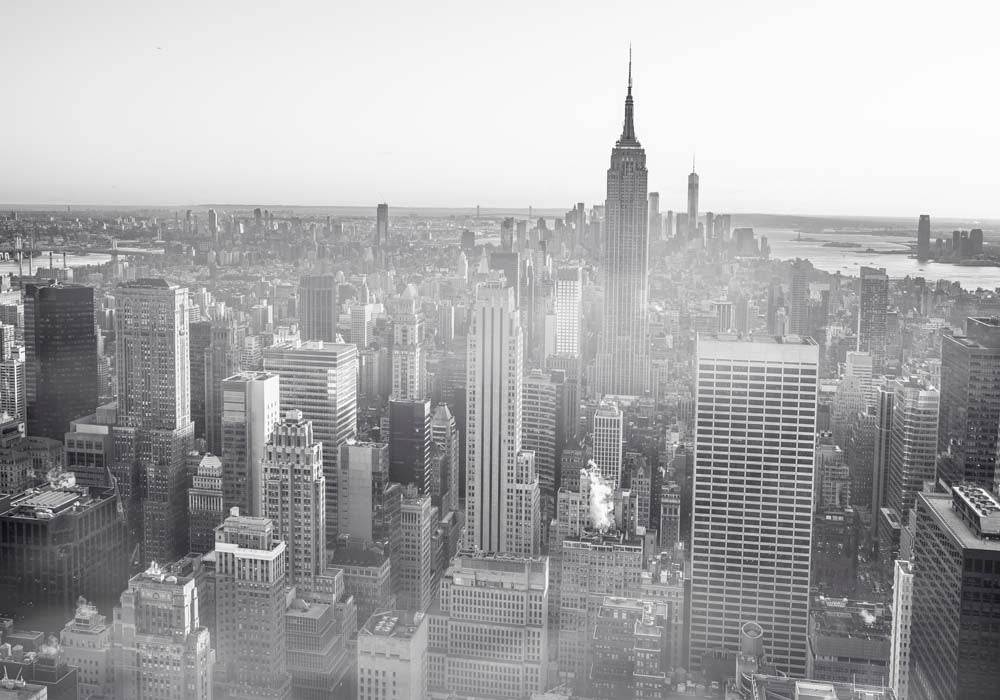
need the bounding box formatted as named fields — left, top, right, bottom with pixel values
left=886, top=378, right=938, bottom=518
left=23, top=282, right=98, bottom=440
left=113, top=278, right=194, bottom=564
left=330, top=543, right=395, bottom=628
left=188, top=453, right=224, bottom=553
left=426, top=551, right=549, bottom=698
left=338, top=440, right=393, bottom=543
left=264, top=340, right=357, bottom=542
left=466, top=280, right=535, bottom=554
left=595, top=58, right=650, bottom=397
left=593, top=401, right=624, bottom=488
left=429, top=403, right=460, bottom=517
left=388, top=398, right=432, bottom=495
left=298, top=274, right=339, bottom=343
left=0, top=415, right=29, bottom=496
left=909, top=487, right=1000, bottom=700
left=554, top=266, right=582, bottom=356
left=263, top=410, right=326, bottom=588
left=59, top=600, right=113, bottom=698
left=190, top=319, right=245, bottom=453
left=351, top=303, right=373, bottom=348
left=111, top=561, right=215, bottom=700
left=220, top=371, right=280, bottom=516
left=872, top=385, right=895, bottom=537
left=788, top=260, right=810, bottom=336
left=916, top=215, right=930, bottom=260
left=376, top=203, right=389, bottom=248
left=357, top=611, right=427, bottom=700
left=63, top=407, right=115, bottom=490
left=890, top=560, right=914, bottom=700
left=398, top=487, right=434, bottom=614
left=0, top=475, right=128, bottom=631
left=214, top=510, right=292, bottom=700
left=285, top=585, right=355, bottom=700
left=690, top=334, right=818, bottom=677
left=857, top=267, right=889, bottom=371
left=937, top=317, right=1000, bottom=491
left=648, top=191, right=661, bottom=239
left=523, top=369, right=559, bottom=522
left=588, top=596, right=668, bottom=700
left=806, top=598, right=891, bottom=686
left=390, top=286, right=425, bottom=401
left=0, top=349, right=25, bottom=426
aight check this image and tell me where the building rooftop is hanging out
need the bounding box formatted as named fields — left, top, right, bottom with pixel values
left=699, top=332, right=818, bottom=346
left=920, top=491, right=1000, bottom=551
left=361, top=611, right=424, bottom=640
left=951, top=485, right=1000, bottom=540
left=751, top=675, right=896, bottom=700
left=1, top=478, right=113, bottom=521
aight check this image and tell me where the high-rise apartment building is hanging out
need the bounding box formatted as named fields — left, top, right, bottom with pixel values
left=595, top=59, right=650, bottom=397
left=264, top=340, right=357, bottom=542
left=909, top=487, right=1000, bottom=700
left=857, top=267, right=889, bottom=371
left=214, top=510, right=292, bottom=700
left=937, top=317, right=1000, bottom=491
left=466, top=280, right=535, bottom=554
left=592, top=401, right=624, bottom=487
left=220, top=371, right=280, bottom=516
left=23, top=281, right=98, bottom=440
left=788, top=260, right=810, bottom=336
left=111, top=561, right=214, bottom=700
left=886, top=378, right=938, bottom=518
left=0, top=475, right=128, bottom=631
left=188, top=453, right=224, bottom=553
left=398, top=487, right=434, bottom=613
left=554, top=266, right=582, bottom=356
left=298, top=274, right=339, bottom=343
left=113, top=278, right=194, bottom=564
left=427, top=551, right=549, bottom=698
left=357, top=611, right=427, bottom=700
left=890, top=559, right=914, bottom=700
left=690, top=334, right=818, bottom=677
left=263, top=410, right=326, bottom=588
left=388, top=398, right=432, bottom=495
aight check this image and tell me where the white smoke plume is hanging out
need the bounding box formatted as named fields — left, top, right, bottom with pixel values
left=859, top=609, right=876, bottom=626
left=38, top=635, right=61, bottom=658
left=585, top=461, right=615, bottom=532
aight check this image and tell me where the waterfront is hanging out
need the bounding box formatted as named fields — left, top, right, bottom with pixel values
left=0, top=252, right=113, bottom=276
left=762, top=228, right=1000, bottom=289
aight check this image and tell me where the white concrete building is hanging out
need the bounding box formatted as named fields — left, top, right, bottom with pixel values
left=220, top=370, right=280, bottom=516
left=890, top=559, right=914, bottom=700
left=357, top=611, right=428, bottom=700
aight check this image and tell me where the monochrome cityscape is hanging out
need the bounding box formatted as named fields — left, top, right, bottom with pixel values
left=2, top=3, right=1000, bottom=700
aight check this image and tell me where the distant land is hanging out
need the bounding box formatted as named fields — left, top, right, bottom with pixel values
left=4, top=204, right=1000, bottom=237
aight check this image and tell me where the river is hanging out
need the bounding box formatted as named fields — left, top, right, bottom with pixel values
left=0, top=252, right=114, bottom=276
left=761, top=228, right=1000, bottom=289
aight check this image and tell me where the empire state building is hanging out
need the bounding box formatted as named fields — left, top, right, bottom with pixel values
left=596, top=57, right=650, bottom=397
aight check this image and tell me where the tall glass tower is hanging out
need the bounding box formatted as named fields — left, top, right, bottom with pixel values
left=596, top=55, right=649, bottom=397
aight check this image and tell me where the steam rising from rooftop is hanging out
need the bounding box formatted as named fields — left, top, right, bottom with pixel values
left=586, top=461, right=615, bottom=532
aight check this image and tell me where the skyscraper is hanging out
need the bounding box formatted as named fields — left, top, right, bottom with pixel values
left=220, top=371, right=281, bottom=517
left=111, top=562, right=214, bottom=700
left=188, top=453, right=224, bottom=553
left=788, top=259, right=810, bottom=336
left=648, top=191, right=661, bottom=239
left=298, top=274, right=339, bottom=343
left=886, top=377, right=939, bottom=518
left=390, top=286, right=425, bottom=401
left=214, top=510, right=292, bottom=700
left=687, top=161, right=699, bottom=240
left=113, top=278, right=194, bottom=564
left=264, top=340, right=357, bottom=542
left=592, top=401, right=624, bottom=488
left=689, top=334, right=818, bottom=677
left=430, top=403, right=460, bottom=517
left=190, top=320, right=244, bottom=454
left=857, top=266, right=889, bottom=371
left=595, top=56, right=650, bottom=397
left=554, top=266, right=582, bottom=356
left=376, top=202, right=389, bottom=248
left=937, top=317, right=1000, bottom=491
left=465, top=280, right=533, bottom=554
left=398, top=487, right=434, bottom=613
left=23, top=281, right=98, bottom=440
left=889, top=559, right=914, bottom=700
left=263, top=410, right=326, bottom=589
left=916, top=214, right=931, bottom=260
left=388, top=397, right=432, bottom=495
left=357, top=611, right=428, bottom=700
left=522, top=369, right=559, bottom=522
left=909, top=487, right=1000, bottom=700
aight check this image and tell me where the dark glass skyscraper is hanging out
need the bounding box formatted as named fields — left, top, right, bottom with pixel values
left=595, top=56, right=649, bottom=397
left=388, top=397, right=432, bottom=496
left=298, top=274, right=338, bottom=343
left=857, top=266, right=889, bottom=370
left=24, top=281, right=98, bottom=440
left=937, top=317, right=1000, bottom=491
left=909, top=487, right=1000, bottom=700
left=917, top=214, right=931, bottom=260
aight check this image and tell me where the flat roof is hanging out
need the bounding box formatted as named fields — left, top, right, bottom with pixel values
left=921, top=492, right=1000, bottom=552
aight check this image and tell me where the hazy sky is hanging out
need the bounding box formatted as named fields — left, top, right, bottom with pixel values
left=3, top=0, right=999, bottom=217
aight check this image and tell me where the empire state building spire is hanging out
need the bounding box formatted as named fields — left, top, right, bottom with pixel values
left=619, top=48, right=638, bottom=146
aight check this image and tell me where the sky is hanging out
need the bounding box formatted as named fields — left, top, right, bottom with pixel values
left=3, top=0, right=999, bottom=217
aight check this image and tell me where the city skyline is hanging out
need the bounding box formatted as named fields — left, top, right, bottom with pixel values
left=4, top=1, right=1000, bottom=218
